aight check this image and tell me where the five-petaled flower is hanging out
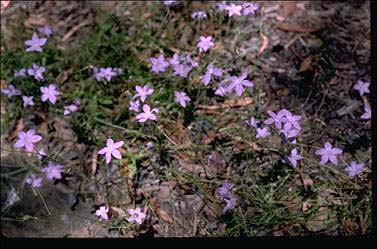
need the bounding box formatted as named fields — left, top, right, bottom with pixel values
left=128, top=207, right=146, bottom=225
left=227, top=72, right=254, bottom=96
left=100, top=67, right=117, bottom=82
left=197, top=36, right=214, bottom=53
left=135, top=104, right=159, bottom=123
left=22, top=96, right=34, bottom=108
left=1, top=84, right=21, bottom=98
left=242, top=2, right=259, bottom=16
left=96, top=206, right=109, bottom=221
left=42, top=161, right=64, bottom=180
left=256, top=127, right=271, bottom=138
left=27, top=63, right=45, bottom=81
left=150, top=54, right=169, bottom=73
left=264, top=110, right=286, bottom=130
left=201, top=63, right=223, bottom=86
left=345, top=161, right=364, bottom=178
left=14, top=68, right=27, bottom=78
left=315, top=142, right=342, bottom=165
left=38, top=25, right=53, bottom=37
left=226, top=3, right=243, bottom=17
left=25, top=33, right=47, bottom=52
left=98, top=138, right=124, bottom=164
left=173, top=64, right=192, bottom=78
left=175, top=91, right=191, bottom=107
left=40, top=84, right=61, bottom=104
left=14, top=129, right=42, bottom=152
left=353, top=80, right=370, bottom=96
left=26, top=174, right=43, bottom=188
left=287, top=148, right=303, bottom=168
left=134, top=85, right=154, bottom=102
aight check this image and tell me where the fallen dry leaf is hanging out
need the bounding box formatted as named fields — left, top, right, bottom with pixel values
left=299, top=56, right=313, bottom=72
left=111, top=206, right=127, bottom=218
left=156, top=208, right=173, bottom=224
left=24, top=17, right=49, bottom=28
left=9, top=118, right=24, bottom=140
left=197, top=97, right=253, bottom=111
left=258, top=34, right=269, bottom=55
left=276, top=23, right=319, bottom=33
left=1, top=79, right=7, bottom=89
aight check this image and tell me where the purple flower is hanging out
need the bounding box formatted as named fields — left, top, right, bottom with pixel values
left=150, top=54, right=169, bottom=73
left=227, top=72, right=254, bottom=96
left=27, top=63, right=45, bottom=81
left=315, top=142, right=342, bottom=165
left=256, top=127, right=271, bottom=138
left=226, top=3, right=243, bottom=17
left=217, top=181, right=236, bottom=214
left=361, top=102, right=371, bottom=120
left=197, top=36, right=214, bottom=53
left=128, top=207, right=146, bottom=225
left=1, top=84, right=21, bottom=98
left=42, top=161, right=64, bottom=180
left=280, top=127, right=300, bottom=144
left=264, top=110, right=286, bottom=129
left=245, top=117, right=259, bottom=128
left=279, top=109, right=301, bottom=131
left=135, top=104, right=159, bottom=123
left=201, top=63, right=223, bottom=86
left=217, top=1, right=228, bottom=11
left=287, top=148, right=303, bottom=168
left=93, top=67, right=118, bottom=82
left=192, top=11, right=207, bottom=19
left=175, top=91, right=191, bottom=107
left=64, top=104, right=79, bottom=116
left=100, top=67, right=117, bottom=81
left=217, top=181, right=234, bottom=198
left=22, top=96, right=34, bottom=108
left=38, top=25, right=53, bottom=37
left=98, top=138, right=124, bottom=164
left=134, top=85, right=154, bottom=102
left=24, top=33, right=47, bottom=52
left=353, top=80, right=370, bottom=96
left=40, top=84, right=61, bottom=104
left=25, top=174, right=43, bottom=188
left=14, top=68, right=27, bottom=78
left=14, top=129, right=42, bottom=152
left=215, top=86, right=228, bottom=97
left=223, top=195, right=237, bottom=213
left=345, top=161, right=364, bottom=178
left=168, top=53, right=180, bottom=66
left=96, top=206, right=109, bottom=221
left=242, top=2, right=259, bottom=16
left=129, top=100, right=140, bottom=113
left=173, top=64, right=192, bottom=78
left=146, top=142, right=154, bottom=150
